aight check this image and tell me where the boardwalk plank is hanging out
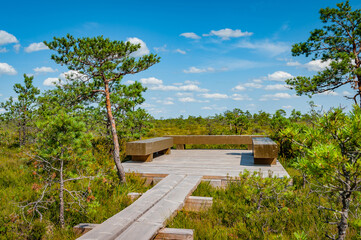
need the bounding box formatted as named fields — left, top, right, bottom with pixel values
left=77, top=174, right=185, bottom=240
left=115, top=175, right=202, bottom=240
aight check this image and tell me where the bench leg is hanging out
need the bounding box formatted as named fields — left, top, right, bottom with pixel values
left=247, top=144, right=253, bottom=150
left=132, top=154, right=153, bottom=162
left=254, top=158, right=277, bottom=165
left=161, top=148, right=171, bottom=155
left=176, top=144, right=185, bottom=150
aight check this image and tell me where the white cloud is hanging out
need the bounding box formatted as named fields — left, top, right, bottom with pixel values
left=140, top=77, right=163, bottom=85
left=235, top=40, right=289, bottom=56
left=13, top=44, right=20, bottom=53
left=203, top=28, right=253, bottom=40
left=179, top=97, right=197, bottom=102
left=180, top=32, right=201, bottom=39
left=144, top=78, right=208, bottom=92
left=59, top=70, right=88, bottom=81
left=154, top=45, right=168, bottom=52
left=200, top=93, right=228, bottom=99
left=232, top=85, right=246, bottom=91
left=342, top=91, right=353, bottom=96
left=0, top=62, right=17, bottom=75
left=34, top=66, right=57, bottom=74
left=184, top=80, right=200, bottom=85
left=286, top=61, right=301, bottom=66
left=25, top=42, right=49, bottom=53
left=127, top=37, right=149, bottom=57
left=231, top=94, right=252, bottom=101
left=175, top=49, right=186, bottom=54
left=43, top=77, right=60, bottom=86
left=183, top=66, right=215, bottom=73
left=156, top=99, right=174, bottom=105
left=319, top=90, right=339, bottom=96
left=264, top=84, right=288, bottom=91
left=305, top=59, right=332, bottom=71
left=232, top=82, right=263, bottom=91
left=260, top=92, right=293, bottom=101
left=267, top=71, right=293, bottom=81
left=0, top=48, right=7, bottom=53
left=43, top=70, right=88, bottom=86
left=244, top=82, right=263, bottom=88
left=282, top=105, right=293, bottom=109
left=125, top=80, right=135, bottom=84
left=202, top=106, right=212, bottom=110
left=0, top=30, right=18, bottom=45
left=176, top=92, right=193, bottom=97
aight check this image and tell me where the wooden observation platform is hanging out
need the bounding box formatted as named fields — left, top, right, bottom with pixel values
left=77, top=135, right=289, bottom=240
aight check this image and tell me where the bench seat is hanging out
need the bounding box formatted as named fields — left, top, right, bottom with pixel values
left=252, top=137, right=278, bottom=165
left=126, top=137, right=173, bottom=162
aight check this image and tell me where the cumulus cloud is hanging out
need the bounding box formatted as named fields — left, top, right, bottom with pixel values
left=235, top=40, right=290, bottom=56
left=267, top=71, right=293, bottom=81
left=202, top=106, right=212, bottom=110
left=126, top=37, right=149, bottom=57
left=232, top=85, right=246, bottom=91
left=264, top=84, right=288, bottom=91
left=13, top=44, right=21, bottom=53
left=175, top=49, right=186, bottom=54
left=200, top=93, right=228, bottom=99
left=342, top=91, right=353, bottom=97
left=34, top=66, right=57, bottom=74
left=156, top=99, right=174, bottom=105
left=43, top=77, right=60, bottom=86
left=282, top=105, right=293, bottom=109
left=176, top=92, right=193, bottom=97
left=154, top=45, right=168, bottom=52
left=244, top=82, right=263, bottom=88
left=25, top=42, right=49, bottom=53
left=183, top=66, right=215, bottom=73
left=43, top=70, right=88, bottom=86
left=319, top=90, right=339, bottom=96
left=180, top=32, right=201, bottom=39
left=140, top=77, right=163, bottom=85
left=141, top=77, right=208, bottom=92
left=231, top=94, right=252, bottom=101
left=179, top=97, right=197, bottom=102
left=203, top=28, right=253, bottom=40
left=0, top=30, right=18, bottom=45
left=0, top=48, right=7, bottom=53
left=232, top=82, right=263, bottom=91
left=305, top=59, right=332, bottom=71
left=286, top=61, right=301, bottom=66
left=260, top=92, right=293, bottom=101
left=0, top=62, right=17, bottom=75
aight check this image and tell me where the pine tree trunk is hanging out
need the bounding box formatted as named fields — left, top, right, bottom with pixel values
left=337, top=172, right=351, bottom=240
left=104, top=81, right=126, bottom=183
left=59, top=159, right=65, bottom=228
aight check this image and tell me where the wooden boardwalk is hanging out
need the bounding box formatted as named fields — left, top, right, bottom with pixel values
left=78, top=174, right=201, bottom=240
left=123, top=149, right=290, bottom=179
left=78, top=149, right=289, bottom=240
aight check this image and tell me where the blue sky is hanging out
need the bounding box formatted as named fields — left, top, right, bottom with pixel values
left=1, top=0, right=360, bottom=118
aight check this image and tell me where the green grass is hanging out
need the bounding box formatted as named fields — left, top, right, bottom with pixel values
left=0, top=144, right=152, bottom=240
left=168, top=175, right=360, bottom=239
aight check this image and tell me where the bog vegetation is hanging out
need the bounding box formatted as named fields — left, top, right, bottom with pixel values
left=0, top=1, right=361, bottom=239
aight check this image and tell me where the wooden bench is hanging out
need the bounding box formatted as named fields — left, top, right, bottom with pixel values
left=126, top=137, right=173, bottom=162
left=166, top=135, right=266, bottom=150
left=252, top=137, right=278, bottom=165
